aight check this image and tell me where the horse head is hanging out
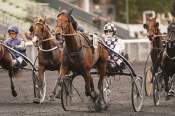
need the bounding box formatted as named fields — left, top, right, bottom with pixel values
left=55, top=9, right=75, bottom=38
left=166, top=22, right=175, bottom=58
left=32, top=16, right=51, bottom=46
left=143, top=18, right=160, bottom=41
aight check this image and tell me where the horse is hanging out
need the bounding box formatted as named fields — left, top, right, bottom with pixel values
left=32, top=17, right=63, bottom=103
left=53, top=10, right=109, bottom=111
left=161, top=22, right=175, bottom=100
left=0, top=41, right=19, bottom=97
left=143, top=18, right=164, bottom=75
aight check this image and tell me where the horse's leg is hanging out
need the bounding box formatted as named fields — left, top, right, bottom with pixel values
left=33, top=65, right=46, bottom=103
left=163, top=69, right=170, bottom=100
left=54, top=69, right=62, bottom=99
left=82, top=71, right=96, bottom=98
left=82, top=70, right=99, bottom=112
left=50, top=65, right=69, bottom=100
left=168, top=75, right=175, bottom=96
left=49, top=69, right=62, bottom=100
left=96, top=62, right=108, bottom=111
left=8, top=69, right=17, bottom=97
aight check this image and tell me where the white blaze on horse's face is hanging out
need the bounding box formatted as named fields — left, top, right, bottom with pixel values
left=32, top=36, right=38, bottom=45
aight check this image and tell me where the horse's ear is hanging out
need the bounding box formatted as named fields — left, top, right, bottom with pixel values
left=33, top=17, right=38, bottom=23
left=143, top=24, right=148, bottom=29
left=43, top=16, right=48, bottom=24
left=58, top=7, right=61, bottom=12
left=68, top=8, right=74, bottom=16
left=156, top=22, right=159, bottom=28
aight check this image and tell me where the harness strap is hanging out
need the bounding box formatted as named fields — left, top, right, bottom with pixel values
left=79, top=32, right=94, bottom=53
left=40, top=37, right=55, bottom=42
left=39, top=46, right=58, bottom=52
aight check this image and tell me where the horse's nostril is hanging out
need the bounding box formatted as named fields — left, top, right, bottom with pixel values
left=57, top=33, right=61, bottom=35
left=148, top=34, right=153, bottom=37
left=56, top=33, right=61, bottom=39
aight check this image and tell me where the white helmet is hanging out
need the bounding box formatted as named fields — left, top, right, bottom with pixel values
left=104, top=23, right=116, bottom=35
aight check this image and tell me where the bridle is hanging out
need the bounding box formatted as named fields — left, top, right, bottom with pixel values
left=145, top=24, right=167, bottom=50
left=56, top=14, right=83, bottom=58
left=56, top=14, right=78, bottom=38
left=33, top=22, right=59, bottom=52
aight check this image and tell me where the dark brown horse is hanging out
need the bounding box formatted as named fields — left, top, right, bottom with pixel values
left=0, top=41, right=18, bottom=97
left=143, top=18, right=164, bottom=75
left=162, top=22, right=175, bottom=100
left=53, top=10, right=108, bottom=111
left=32, top=17, right=63, bottom=103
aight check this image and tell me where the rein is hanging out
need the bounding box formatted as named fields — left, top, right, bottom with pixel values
left=61, top=33, right=77, bottom=36
left=146, top=33, right=167, bottom=38
left=152, top=34, right=167, bottom=38
left=36, top=37, right=59, bottom=52
left=147, top=33, right=166, bottom=49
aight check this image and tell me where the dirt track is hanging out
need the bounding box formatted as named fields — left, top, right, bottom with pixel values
left=0, top=62, right=175, bottom=116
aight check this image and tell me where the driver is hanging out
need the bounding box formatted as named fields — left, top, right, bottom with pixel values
left=4, top=25, right=27, bottom=67
left=103, top=22, right=125, bottom=71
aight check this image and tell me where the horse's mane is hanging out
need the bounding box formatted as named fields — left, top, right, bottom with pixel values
left=57, top=10, right=68, bottom=17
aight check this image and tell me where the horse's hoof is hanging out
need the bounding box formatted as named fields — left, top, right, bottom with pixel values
left=94, top=102, right=103, bottom=112
left=102, top=103, right=108, bottom=111
left=165, top=96, right=170, bottom=101
left=33, top=98, right=41, bottom=104
left=55, top=90, right=61, bottom=99
left=12, top=91, right=17, bottom=97
left=49, top=94, right=55, bottom=101
left=91, top=91, right=98, bottom=102
left=168, top=90, right=175, bottom=97
left=88, top=103, right=95, bottom=112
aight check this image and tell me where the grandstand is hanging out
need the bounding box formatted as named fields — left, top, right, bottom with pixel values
left=0, top=0, right=154, bottom=62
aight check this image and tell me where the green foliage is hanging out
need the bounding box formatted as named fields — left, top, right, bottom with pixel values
left=111, top=0, right=174, bottom=23
left=32, top=0, right=42, bottom=3
left=92, top=0, right=101, bottom=4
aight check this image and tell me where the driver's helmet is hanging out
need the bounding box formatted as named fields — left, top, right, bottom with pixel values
left=104, top=23, right=116, bottom=37
left=8, top=25, right=19, bottom=34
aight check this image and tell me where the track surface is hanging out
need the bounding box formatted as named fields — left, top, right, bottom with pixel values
left=0, top=62, right=175, bottom=116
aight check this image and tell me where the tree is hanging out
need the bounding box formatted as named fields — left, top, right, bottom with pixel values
left=111, top=0, right=174, bottom=23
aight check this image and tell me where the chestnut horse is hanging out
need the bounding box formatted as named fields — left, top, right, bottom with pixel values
left=32, top=17, right=63, bottom=103
left=53, top=10, right=108, bottom=111
left=0, top=41, right=18, bottom=97
left=143, top=18, right=164, bottom=75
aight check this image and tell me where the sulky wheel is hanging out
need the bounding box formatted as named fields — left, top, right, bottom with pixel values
left=61, top=77, right=73, bottom=111
left=153, top=72, right=161, bottom=106
left=32, top=69, right=37, bottom=98
left=32, top=56, right=38, bottom=98
left=132, top=76, right=144, bottom=112
left=32, top=56, right=46, bottom=104
left=102, top=77, right=112, bottom=104
left=145, top=67, right=153, bottom=96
